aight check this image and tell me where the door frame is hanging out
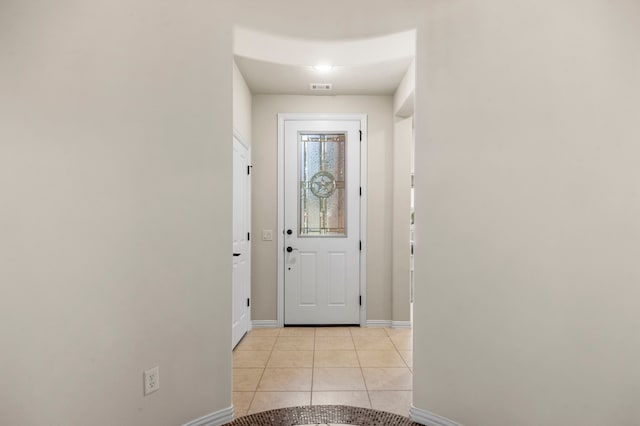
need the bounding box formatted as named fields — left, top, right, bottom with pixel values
left=277, top=113, right=367, bottom=327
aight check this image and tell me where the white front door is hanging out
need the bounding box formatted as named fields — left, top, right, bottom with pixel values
left=232, top=135, right=251, bottom=348
left=283, top=119, right=362, bottom=325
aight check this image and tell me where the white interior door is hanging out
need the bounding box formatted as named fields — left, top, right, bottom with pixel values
left=232, top=135, right=251, bottom=347
left=284, top=119, right=361, bottom=325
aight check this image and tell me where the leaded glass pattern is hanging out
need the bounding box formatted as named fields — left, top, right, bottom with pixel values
left=299, top=132, right=346, bottom=236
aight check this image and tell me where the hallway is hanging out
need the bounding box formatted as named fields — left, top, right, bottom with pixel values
left=232, top=327, right=413, bottom=418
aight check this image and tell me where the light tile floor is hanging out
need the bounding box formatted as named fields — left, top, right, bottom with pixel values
left=233, top=327, right=412, bottom=418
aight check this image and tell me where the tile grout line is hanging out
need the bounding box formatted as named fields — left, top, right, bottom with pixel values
left=233, top=331, right=275, bottom=415
left=351, top=327, right=375, bottom=410
left=245, top=331, right=278, bottom=415
left=259, top=328, right=318, bottom=409
left=310, top=327, right=316, bottom=406
left=240, top=327, right=413, bottom=415
left=389, top=331, right=412, bottom=370
left=378, top=328, right=407, bottom=414
left=388, top=327, right=414, bottom=370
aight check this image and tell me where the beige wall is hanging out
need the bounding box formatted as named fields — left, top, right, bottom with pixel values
left=0, top=2, right=233, bottom=425
left=391, top=61, right=415, bottom=324
left=413, top=0, right=640, bottom=425
left=251, top=95, right=395, bottom=321
left=392, top=117, right=413, bottom=323
left=4, top=1, right=639, bottom=425
left=233, top=61, right=252, bottom=145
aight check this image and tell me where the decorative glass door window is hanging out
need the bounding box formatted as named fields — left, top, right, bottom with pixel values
left=299, top=132, right=346, bottom=236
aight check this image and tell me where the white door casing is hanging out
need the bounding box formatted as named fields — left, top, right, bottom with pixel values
left=232, top=132, right=251, bottom=348
left=279, top=115, right=366, bottom=325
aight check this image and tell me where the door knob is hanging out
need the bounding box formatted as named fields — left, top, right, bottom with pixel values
left=286, top=229, right=293, bottom=235
left=233, top=253, right=241, bottom=257
left=286, top=246, right=298, bottom=253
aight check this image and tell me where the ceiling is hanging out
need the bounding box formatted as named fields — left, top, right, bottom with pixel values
left=235, top=56, right=413, bottom=96
left=234, top=27, right=415, bottom=96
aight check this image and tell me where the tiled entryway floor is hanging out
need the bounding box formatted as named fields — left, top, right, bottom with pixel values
left=233, top=327, right=413, bottom=418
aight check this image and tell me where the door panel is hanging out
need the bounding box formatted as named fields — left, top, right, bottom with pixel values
left=284, top=119, right=361, bottom=325
left=328, top=252, right=347, bottom=306
left=299, top=252, right=318, bottom=305
left=232, top=136, right=251, bottom=348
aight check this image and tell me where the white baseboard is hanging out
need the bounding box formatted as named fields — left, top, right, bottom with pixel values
left=252, top=320, right=279, bottom=328
left=409, top=405, right=462, bottom=426
left=252, top=319, right=410, bottom=329
left=366, top=320, right=392, bottom=327
left=182, top=406, right=234, bottom=426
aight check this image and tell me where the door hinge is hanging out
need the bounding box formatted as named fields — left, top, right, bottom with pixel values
left=359, top=130, right=362, bottom=141
left=359, top=295, right=362, bottom=306
left=247, top=232, right=250, bottom=241
left=359, top=241, right=362, bottom=251
left=247, top=298, right=250, bottom=307
left=247, top=165, right=252, bottom=175
left=359, top=186, right=362, bottom=196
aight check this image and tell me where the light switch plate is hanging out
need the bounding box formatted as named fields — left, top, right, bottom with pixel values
left=262, top=229, right=273, bottom=241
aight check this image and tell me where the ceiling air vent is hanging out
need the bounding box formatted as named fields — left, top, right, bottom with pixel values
left=310, top=83, right=332, bottom=91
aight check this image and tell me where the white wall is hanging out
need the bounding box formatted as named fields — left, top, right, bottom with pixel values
left=0, top=2, right=233, bottom=425
left=394, top=59, right=415, bottom=118
left=413, top=1, right=640, bottom=425
left=233, top=61, right=252, bottom=144
left=251, top=95, right=394, bottom=321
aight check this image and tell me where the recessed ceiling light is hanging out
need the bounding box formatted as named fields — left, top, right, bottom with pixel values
left=312, top=64, right=333, bottom=72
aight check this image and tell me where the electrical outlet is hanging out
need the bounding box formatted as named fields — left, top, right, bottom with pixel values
left=262, top=229, right=273, bottom=241
left=144, top=366, right=159, bottom=395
